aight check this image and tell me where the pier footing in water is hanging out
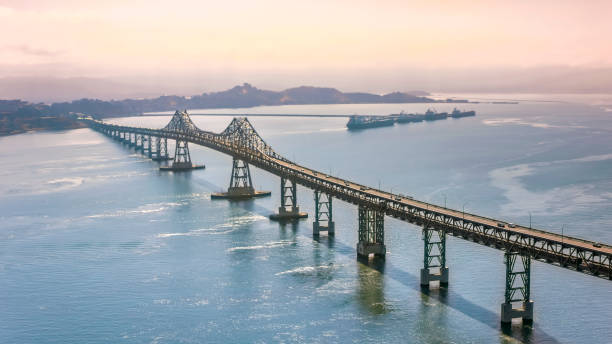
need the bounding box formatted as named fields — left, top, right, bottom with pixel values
left=270, top=206, right=308, bottom=221
left=159, top=163, right=205, bottom=171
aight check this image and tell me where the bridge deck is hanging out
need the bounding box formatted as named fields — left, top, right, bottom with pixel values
left=85, top=117, right=612, bottom=279
left=274, top=157, right=612, bottom=256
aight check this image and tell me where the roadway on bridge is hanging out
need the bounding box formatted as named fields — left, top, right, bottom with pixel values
left=271, top=157, right=612, bottom=256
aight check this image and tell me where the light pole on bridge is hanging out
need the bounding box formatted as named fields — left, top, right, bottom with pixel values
left=462, top=201, right=470, bottom=227
left=529, top=211, right=532, bottom=229
left=561, top=224, right=565, bottom=246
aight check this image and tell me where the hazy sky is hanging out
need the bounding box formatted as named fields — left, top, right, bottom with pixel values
left=1, top=0, right=611, bottom=98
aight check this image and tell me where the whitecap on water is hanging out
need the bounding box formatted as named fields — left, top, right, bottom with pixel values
left=227, top=240, right=293, bottom=252
left=87, top=201, right=186, bottom=219
left=275, top=264, right=337, bottom=276
left=157, top=213, right=266, bottom=238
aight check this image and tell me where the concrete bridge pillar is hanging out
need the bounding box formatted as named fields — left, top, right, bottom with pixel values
left=420, top=225, right=449, bottom=288
left=270, top=177, right=307, bottom=220
left=313, top=190, right=334, bottom=236
left=212, top=157, right=270, bottom=200
left=501, top=251, right=533, bottom=324
left=159, top=138, right=204, bottom=171
left=356, top=205, right=386, bottom=258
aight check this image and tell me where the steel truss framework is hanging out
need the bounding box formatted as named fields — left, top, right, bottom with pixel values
left=358, top=206, right=384, bottom=246
left=314, top=190, right=334, bottom=235
left=505, top=252, right=531, bottom=304
left=153, top=137, right=170, bottom=160
left=84, top=111, right=612, bottom=280
left=229, top=158, right=254, bottom=193
left=279, top=177, right=297, bottom=212
left=423, top=226, right=446, bottom=270
left=135, top=134, right=144, bottom=151
left=173, top=139, right=191, bottom=166
left=143, top=135, right=151, bottom=157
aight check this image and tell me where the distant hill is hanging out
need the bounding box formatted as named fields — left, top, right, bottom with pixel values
left=46, top=83, right=436, bottom=117
left=0, top=100, right=85, bottom=136
left=0, top=84, right=444, bottom=135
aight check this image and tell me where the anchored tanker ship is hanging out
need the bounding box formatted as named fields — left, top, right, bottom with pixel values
left=450, top=108, right=476, bottom=118
left=346, top=115, right=396, bottom=130
left=347, top=108, right=476, bottom=130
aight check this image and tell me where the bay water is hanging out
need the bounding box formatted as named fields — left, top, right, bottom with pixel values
left=1, top=96, right=612, bottom=343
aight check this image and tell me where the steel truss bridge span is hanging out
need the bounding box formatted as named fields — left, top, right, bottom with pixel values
left=84, top=110, right=611, bottom=324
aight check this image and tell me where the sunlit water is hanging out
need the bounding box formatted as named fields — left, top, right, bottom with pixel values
left=1, top=98, right=612, bottom=343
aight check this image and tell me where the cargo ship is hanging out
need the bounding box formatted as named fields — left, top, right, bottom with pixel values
left=423, top=108, right=448, bottom=121
left=391, top=111, right=425, bottom=123
left=347, top=109, right=476, bottom=130
left=450, top=108, right=476, bottom=118
left=346, top=115, right=395, bottom=130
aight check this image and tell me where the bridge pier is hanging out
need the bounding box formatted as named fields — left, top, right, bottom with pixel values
left=135, top=134, right=144, bottom=152
left=501, top=251, right=534, bottom=324
left=129, top=132, right=136, bottom=147
left=270, top=177, right=307, bottom=220
left=152, top=137, right=172, bottom=161
left=143, top=135, right=152, bottom=158
left=212, top=157, right=271, bottom=200
left=356, top=205, right=386, bottom=258
left=420, top=226, right=448, bottom=288
left=313, top=190, right=334, bottom=236
left=160, top=139, right=204, bottom=171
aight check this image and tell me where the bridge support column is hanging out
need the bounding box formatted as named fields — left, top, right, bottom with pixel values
left=313, top=190, right=334, bottom=236
left=212, top=158, right=271, bottom=200
left=501, top=251, right=533, bottom=324
left=159, top=139, right=204, bottom=171
left=152, top=137, right=171, bottom=161
left=356, top=205, right=386, bottom=258
left=135, top=134, right=144, bottom=151
left=420, top=226, right=448, bottom=287
left=143, top=135, right=152, bottom=157
left=270, top=177, right=307, bottom=220
left=129, top=132, right=136, bottom=147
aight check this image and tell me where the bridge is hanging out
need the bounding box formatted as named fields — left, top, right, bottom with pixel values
left=82, top=110, right=612, bottom=325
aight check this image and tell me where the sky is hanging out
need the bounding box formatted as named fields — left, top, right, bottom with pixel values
left=1, top=0, right=611, bottom=100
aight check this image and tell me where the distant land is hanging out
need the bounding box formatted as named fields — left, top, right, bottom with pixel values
left=0, top=83, right=470, bottom=136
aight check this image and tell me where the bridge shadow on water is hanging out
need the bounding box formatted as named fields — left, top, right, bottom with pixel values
left=323, top=238, right=560, bottom=344
left=179, top=177, right=560, bottom=343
